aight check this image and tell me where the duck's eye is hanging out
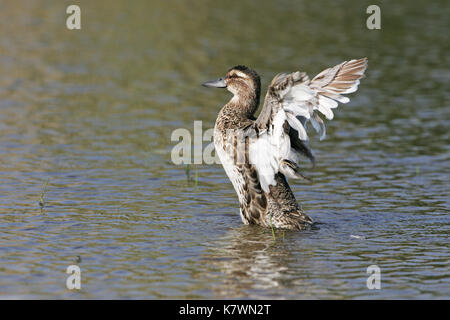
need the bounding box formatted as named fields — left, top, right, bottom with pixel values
left=228, top=74, right=240, bottom=79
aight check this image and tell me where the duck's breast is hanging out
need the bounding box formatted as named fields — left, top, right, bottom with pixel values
left=214, top=128, right=248, bottom=222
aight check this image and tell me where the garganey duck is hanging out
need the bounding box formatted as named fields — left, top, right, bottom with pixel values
left=203, top=58, right=367, bottom=230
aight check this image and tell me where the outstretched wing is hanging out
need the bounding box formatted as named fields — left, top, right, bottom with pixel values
left=249, top=58, right=367, bottom=192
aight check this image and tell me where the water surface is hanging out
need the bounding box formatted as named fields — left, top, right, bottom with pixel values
left=0, top=0, right=448, bottom=299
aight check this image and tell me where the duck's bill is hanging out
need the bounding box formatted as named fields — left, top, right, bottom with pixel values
left=202, top=78, right=226, bottom=88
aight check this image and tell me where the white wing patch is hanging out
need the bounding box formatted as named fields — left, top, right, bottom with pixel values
left=249, top=110, right=292, bottom=191
left=282, top=58, right=367, bottom=140
left=251, top=58, right=367, bottom=192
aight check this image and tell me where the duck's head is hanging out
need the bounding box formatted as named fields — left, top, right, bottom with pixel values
left=202, top=65, right=261, bottom=109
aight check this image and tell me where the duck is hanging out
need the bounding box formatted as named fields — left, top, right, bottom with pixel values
left=202, top=58, right=367, bottom=230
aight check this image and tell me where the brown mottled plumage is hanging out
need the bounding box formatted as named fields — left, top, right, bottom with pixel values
left=203, top=59, right=367, bottom=230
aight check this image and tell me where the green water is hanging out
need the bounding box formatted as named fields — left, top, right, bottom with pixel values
left=0, top=0, right=448, bottom=299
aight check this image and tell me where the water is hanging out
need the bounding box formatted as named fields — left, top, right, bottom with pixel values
left=0, top=0, right=448, bottom=299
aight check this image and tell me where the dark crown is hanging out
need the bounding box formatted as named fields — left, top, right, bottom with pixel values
left=230, top=65, right=249, bottom=72
left=229, top=65, right=261, bottom=87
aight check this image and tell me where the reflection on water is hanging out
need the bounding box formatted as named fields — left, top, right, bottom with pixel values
left=203, top=226, right=294, bottom=298
left=0, top=0, right=449, bottom=298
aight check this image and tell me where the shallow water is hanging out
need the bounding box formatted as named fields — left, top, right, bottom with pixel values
left=0, top=0, right=449, bottom=299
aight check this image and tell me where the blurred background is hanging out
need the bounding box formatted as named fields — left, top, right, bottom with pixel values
left=0, top=0, right=448, bottom=298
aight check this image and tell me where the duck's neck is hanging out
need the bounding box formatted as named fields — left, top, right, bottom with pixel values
left=226, top=90, right=260, bottom=118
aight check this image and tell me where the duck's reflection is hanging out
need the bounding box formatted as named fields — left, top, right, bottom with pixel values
left=201, top=224, right=308, bottom=298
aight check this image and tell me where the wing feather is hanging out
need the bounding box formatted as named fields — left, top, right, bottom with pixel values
left=285, top=112, right=308, bottom=140
left=250, top=58, right=367, bottom=191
